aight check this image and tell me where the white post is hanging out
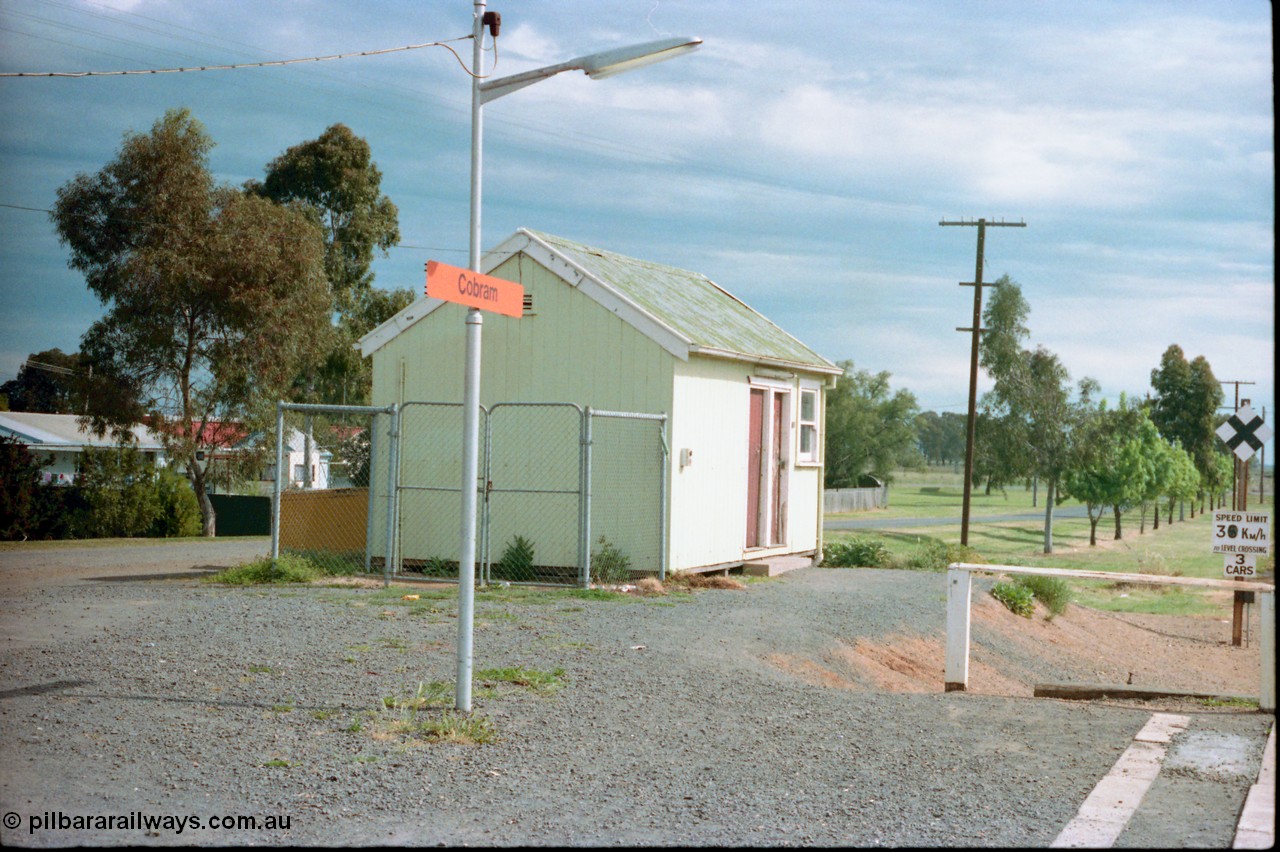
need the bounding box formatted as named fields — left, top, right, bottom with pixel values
left=945, top=565, right=972, bottom=692
left=1261, top=590, right=1275, bottom=713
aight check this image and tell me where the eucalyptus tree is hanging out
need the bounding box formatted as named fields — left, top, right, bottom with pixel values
left=1062, top=399, right=1137, bottom=545
left=1148, top=344, right=1224, bottom=506
left=1131, top=410, right=1171, bottom=534
left=51, top=108, right=331, bottom=535
left=1162, top=443, right=1200, bottom=525
left=978, top=276, right=1094, bottom=552
left=1, top=348, right=84, bottom=413
left=249, top=123, right=408, bottom=406
left=824, top=360, right=920, bottom=488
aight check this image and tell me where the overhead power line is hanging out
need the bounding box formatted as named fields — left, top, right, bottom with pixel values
left=0, top=35, right=476, bottom=77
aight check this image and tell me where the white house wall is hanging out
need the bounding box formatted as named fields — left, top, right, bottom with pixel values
left=669, top=358, right=823, bottom=572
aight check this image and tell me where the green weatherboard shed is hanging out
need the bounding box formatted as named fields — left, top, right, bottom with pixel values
left=358, top=229, right=841, bottom=576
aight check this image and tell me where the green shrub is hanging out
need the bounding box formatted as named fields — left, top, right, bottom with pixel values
left=206, top=553, right=323, bottom=585
left=900, top=540, right=986, bottom=572
left=822, top=538, right=890, bottom=567
left=992, top=582, right=1034, bottom=618
left=590, top=535, right=631, bottom=584
left=1015, top=574, right=1071, bottom=619
left=148, top=467, right=202, bottom=537
left=945, top=543, right=984, bottom=565
left=494, top=535, right=535, bottom=580
left=1, top=436, right=60, bottom=540
left=70, top=446, right=160, bottom=538
left=419, top=556, right=456, bottom=578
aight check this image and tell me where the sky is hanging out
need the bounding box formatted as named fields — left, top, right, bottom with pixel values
left=0, top=0, right=1274, bottom=457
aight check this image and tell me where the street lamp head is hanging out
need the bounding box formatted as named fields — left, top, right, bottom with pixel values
left=478, top=36, right=702, bottom=104
left=578, top=37, right=703, bottom=80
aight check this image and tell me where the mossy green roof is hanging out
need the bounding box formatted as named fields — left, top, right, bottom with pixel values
left=526, top=230, right=838, bottom=374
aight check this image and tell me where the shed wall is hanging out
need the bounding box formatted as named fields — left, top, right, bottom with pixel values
left=373, top=253, right=674, bottom=412
left=369, top=252, right=675, bottom=571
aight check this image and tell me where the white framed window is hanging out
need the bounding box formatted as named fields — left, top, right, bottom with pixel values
left=798, top=385, right=820, bottom=465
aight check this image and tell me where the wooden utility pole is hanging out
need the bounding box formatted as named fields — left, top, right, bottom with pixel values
left=1219, top=381, right=1257, bottom=648
left=940, top=217, right=1026, bottom=545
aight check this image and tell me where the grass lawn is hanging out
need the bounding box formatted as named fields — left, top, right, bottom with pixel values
left=826, top=466, right=1274, bottom=616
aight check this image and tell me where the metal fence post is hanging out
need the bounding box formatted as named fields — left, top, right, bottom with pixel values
left=270, top=401, right=285, bottom=563
left=581, top=407, right=593, bottom=587
left=481, top=405, right=492, bottom=586
left=384, top=403, right=399, bottom=586
left=364, top=411, right=380, bottom=574
left=658, top=416, right=669, bottom=581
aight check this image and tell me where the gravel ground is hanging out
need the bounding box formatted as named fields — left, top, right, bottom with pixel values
left=0, top=541, right=1271, bottom=847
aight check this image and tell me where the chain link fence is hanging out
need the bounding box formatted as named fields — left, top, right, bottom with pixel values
left=393, top=401, right=478, bottom=580
left=270, top=402, right=396, bottom=579
left=271, top=399, right=668, bottom=588
left=484, top=403, right=585, bottom=585
left=586, top=409, right=669, bottom=582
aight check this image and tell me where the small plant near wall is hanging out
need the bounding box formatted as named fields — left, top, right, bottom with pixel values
left=590, top=535, right=631, bottom=584
left=495, top=535, right=535, bottom=580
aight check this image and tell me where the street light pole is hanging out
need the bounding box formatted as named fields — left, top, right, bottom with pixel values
left=455, top=2, right=700, bottom=712
left=454, top=0, right=490, bottom=717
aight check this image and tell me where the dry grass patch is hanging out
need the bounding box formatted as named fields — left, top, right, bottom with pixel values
left=668, top=573, right=745, bottom=591
left=634, top=577, right=666, bottom=596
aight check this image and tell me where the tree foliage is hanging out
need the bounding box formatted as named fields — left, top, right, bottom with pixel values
left=249, top=124, right=409, bottom=406
left=1, top=435, right=51, bottom=540
left=1, top=349, right=86, bottom=414
left=250, top=123, right=400, bottom=311
left=70, top=446, right=161, bottom=538
left=0, top=348, right=143, bottom=419
left=1161, top=443, right=1200, bottom=525
left=824, top=360, right=919, bottom=488
left=914, top=411, right=966, bottom=466
left=51, top=108, right=331, bottom=535
left=1148, top=344, right=1224, bottom=492
left=976, top=276, right=1096, bottom=552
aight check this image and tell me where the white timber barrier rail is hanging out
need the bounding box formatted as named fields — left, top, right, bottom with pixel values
left=944, top=563, right=1276, bottom=712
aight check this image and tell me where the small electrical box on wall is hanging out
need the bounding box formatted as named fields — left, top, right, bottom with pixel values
left=679, top=448, right=693, bottom=469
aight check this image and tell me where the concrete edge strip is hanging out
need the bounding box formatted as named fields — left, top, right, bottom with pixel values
left=1232, top=722, right=1276, bottom=850
left=1050, top=713, right=1190, bottom=849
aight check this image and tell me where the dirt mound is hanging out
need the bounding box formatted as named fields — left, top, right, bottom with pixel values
left=763, top=590, right=1263, bottom=704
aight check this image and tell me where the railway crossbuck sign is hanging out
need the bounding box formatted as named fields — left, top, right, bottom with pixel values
left=1215, top=404, right=1273, bottom=461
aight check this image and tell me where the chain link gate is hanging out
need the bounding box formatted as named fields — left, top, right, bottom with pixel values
left=585, top=409, right=670, bottom=582
left=275, top=400, right=669, bottom=588
left=393, top=401, right=484, bottom=580
left=270, top=401, right=397, bottom=581
left=484, top=403, right=586, bottom=585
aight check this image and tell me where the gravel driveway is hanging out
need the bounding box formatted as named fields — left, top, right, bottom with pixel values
left=0, top=540, right=1270, bottom=847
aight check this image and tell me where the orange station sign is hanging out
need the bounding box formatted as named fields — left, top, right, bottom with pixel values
left=425, top=260, right=523, bottom=318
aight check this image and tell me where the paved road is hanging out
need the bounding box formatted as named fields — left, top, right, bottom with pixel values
left=825, top=505, right=1091, bottom=530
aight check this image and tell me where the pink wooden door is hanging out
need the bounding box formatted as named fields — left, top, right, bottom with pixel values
left=746, top=388, right=765, bottom=547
